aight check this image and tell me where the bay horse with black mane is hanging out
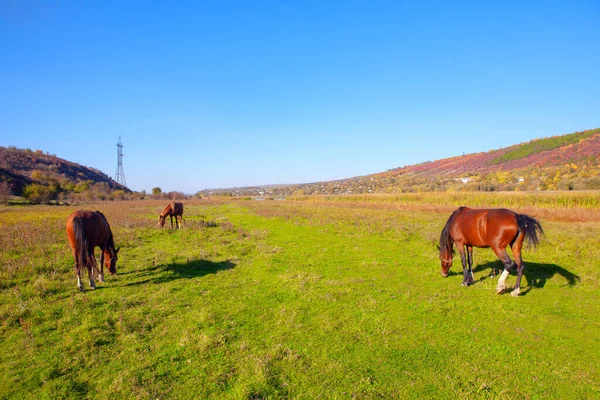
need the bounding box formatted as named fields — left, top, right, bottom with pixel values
left=439, top=206, right=543, bottom=297
left=158, top=201, right=184, bottom=229
left=66, top=210, right=120, bottom=292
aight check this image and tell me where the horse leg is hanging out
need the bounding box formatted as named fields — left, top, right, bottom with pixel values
left=510, top=235, right=526, bottom=297
left=87, top=250, right=96, bottom=290
left=175, top=215, right=180, bottom=229
left=71, top=247, right=84, bottom=291
left=467, top=245, right=474, bottom=284
left=75, top=257, right=83, bottom=292
left=492, top=247, right=515, bottom=294
left=98, top=251, right=105, bottom=283
left=76, top=268, right=83, bottom=291
left=456, top=243, right=471, bottom=286
left=170, top=215, right=174, bottom=229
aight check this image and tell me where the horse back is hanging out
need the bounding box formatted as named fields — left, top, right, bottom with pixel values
left=172, top=202, right=183, bottom=216
left=453, top=207, right=518, bottom=248
left=66, top=210, right=111, bottom=248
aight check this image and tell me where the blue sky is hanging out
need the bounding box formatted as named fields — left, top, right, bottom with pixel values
left=1, top=0, right=599, bottom=193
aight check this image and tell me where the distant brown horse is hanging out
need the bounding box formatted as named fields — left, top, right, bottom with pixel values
left=439, top=206, right=543, bottom=297
left=158, top=201, right=184, bottom=229
left=66, top=210, right=119, bottom=292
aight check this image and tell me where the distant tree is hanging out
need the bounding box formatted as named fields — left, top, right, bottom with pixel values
left=31, top=170, right=46, bottom=181
left=61, top=180, right=75, bottom=192
left=167, top=191, right=186, bottom=200
left=152, top=187, right=162, bottom=195
left=113, top=190, right=126, bottom=200
left=130, top=190, right=146, bottom=200
left=58, top=192, right=68, bottom=204
left=0, top=181, right=11, bottom=204
left=74, top=180, right=92, bottom=193
left=93, top=182, right=110, bottom=193
left=23, top=183, right=59, bottom=204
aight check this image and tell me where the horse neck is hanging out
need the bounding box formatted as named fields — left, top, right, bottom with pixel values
left=105, top=230, right=115, bottom=251
left=439, top=212, right=457, bottom=256
left=160, top=204, right=172, bottom=217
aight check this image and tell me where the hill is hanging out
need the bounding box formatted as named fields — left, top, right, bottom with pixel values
left=0, top=146, right=129, bottom=201
left=202, top=128, right=600, bottom=196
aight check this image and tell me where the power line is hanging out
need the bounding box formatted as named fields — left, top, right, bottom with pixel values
left=115, top=136, right=127, bottom=187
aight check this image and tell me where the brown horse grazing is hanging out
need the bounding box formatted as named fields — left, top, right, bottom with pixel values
left=158, top=201, right=184, bottom=229
left=66, top=210, right=120, bottom=292
left=439, top=206, right=543, bottom=297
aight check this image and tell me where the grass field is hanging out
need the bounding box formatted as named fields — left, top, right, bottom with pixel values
left=1, top=194, right=599, bottom=399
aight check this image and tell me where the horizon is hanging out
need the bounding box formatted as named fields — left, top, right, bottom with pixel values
left=1, top=1, right=599, bottom=193
left=4, top=124, right=600, bottom=194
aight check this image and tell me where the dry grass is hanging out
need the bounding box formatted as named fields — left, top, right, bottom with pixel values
left=284, top=191, right=600, bottom=222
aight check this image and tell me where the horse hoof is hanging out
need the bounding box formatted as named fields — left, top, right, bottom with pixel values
left=496, top=287, right=505, bottom=294
left=511, top=288, right=521, bottom=297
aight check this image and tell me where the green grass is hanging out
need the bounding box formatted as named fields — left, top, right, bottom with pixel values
left=1, top=199, right=600, bottom=398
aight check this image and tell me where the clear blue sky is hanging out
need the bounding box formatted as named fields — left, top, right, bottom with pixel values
left=1, top=0, right=599, bottom=193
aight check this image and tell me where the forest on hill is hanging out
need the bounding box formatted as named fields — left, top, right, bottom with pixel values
left=203, top=128, right=600, bottom=197
left=0, top=146, right=131, bottom=203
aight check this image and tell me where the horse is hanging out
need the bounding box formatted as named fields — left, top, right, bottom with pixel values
left=158, top=201, right=184, bottom=229
left=66, top=210, right=120, bottom=292
left=438, top=206, right=543, bottom=297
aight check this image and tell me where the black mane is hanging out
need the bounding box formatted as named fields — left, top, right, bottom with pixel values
left=439, top=208, right=461, bottom=257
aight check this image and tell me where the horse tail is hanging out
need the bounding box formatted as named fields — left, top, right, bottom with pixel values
left=439, top=209, right=459, bottom=257
left=516, top=213, right=544, bottom=248
left=72, top=216, right=90, bottom=269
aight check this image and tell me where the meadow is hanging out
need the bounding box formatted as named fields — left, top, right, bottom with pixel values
left=1, top=193, right=599, bottom=399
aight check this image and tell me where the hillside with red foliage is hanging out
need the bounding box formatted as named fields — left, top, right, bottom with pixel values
left=202, top=127, right=600, bottom=196
left=384, top=128, right=600, bottom=177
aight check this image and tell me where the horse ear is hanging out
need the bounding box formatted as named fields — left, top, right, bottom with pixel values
left=115, top=247, right=120, bottom=254
left=436, top=244, right=440, bottom=251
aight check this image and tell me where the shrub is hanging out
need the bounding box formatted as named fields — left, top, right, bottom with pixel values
left=23, top=183, right=59, bottom=204
left=74, top=180, right=92, bottom=193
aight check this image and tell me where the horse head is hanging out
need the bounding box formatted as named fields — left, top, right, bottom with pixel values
left=437, top=244, right=453, bottom=277
left=105, top=246, right=120, bottom=275
left=158, top=215, right=166, bottom=228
